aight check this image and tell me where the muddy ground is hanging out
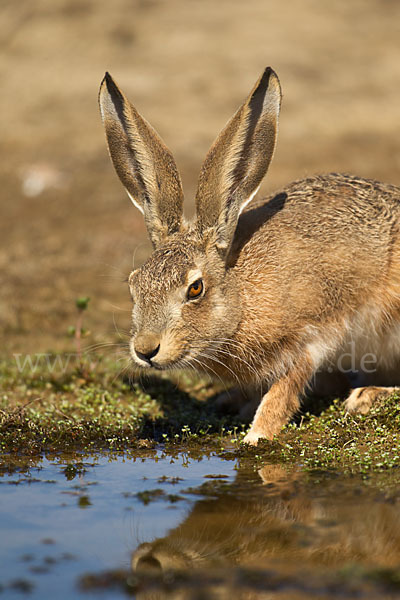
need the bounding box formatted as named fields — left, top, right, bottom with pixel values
left=1, top=0, right=400, bottom=355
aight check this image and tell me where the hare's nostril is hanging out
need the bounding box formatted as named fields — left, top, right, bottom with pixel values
left=135, top=343, right=160, bottom=363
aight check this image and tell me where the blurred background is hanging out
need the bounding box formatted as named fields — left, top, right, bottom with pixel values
left=1, top=0, right=400, bottom=354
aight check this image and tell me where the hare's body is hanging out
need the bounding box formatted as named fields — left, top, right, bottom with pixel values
left=99, top=68, right=400, bottom=444
left=229, top=173, right=400, bottom=383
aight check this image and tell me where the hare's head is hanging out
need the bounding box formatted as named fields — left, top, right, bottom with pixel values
left=99, top=69, right=281, bottom=370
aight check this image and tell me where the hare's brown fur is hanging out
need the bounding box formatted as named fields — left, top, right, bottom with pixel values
left=99, top=69, right=400, bottom=444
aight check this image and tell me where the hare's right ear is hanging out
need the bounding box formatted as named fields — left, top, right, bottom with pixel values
left=195, top=68, right=281, bottom=255
left=99, top=73, right=184, bottom=248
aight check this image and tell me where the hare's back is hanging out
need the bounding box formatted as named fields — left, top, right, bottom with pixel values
left=236, top=173, right=400, bottom=262
left=233, top=173, right=400, bottom=320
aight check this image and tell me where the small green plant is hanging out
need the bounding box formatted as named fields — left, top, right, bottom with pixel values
left=68, top=296, right=91, bottom=364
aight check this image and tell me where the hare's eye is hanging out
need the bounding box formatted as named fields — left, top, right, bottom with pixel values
left=187, top=278, right=204, bottom=300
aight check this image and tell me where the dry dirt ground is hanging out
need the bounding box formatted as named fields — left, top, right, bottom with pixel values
left=1, top=0, right=400, bottom=356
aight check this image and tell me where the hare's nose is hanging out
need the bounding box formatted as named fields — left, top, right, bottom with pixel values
left=134, top=334, right=160, bottom=364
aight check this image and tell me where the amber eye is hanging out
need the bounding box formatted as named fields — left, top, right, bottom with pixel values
left=187, top=278, right=204, bottom=300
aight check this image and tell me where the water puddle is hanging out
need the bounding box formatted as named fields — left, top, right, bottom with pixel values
left=1, top=449, right=400, bottom=599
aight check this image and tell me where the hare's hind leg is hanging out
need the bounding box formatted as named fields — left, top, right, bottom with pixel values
left=343, top=306, right=400, bottom=414
left=344, top=386, right=398, bottom=414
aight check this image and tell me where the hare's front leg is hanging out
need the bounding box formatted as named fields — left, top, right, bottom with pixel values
left=243, top=362, right=312, bottom=446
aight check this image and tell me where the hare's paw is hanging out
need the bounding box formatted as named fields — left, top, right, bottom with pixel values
left=242, top=428, right=270, bottom=446
left=242, top=430, right=261, bottom=446
left=344, top=386, right=397, bottom=414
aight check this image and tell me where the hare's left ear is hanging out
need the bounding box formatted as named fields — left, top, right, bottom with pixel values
left=195, top=67, right=281, bottom=254
left=99, top=73, right=184, bottom=248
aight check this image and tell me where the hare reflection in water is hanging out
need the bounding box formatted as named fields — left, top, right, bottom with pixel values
left=132, top=465, right=400, bottom=581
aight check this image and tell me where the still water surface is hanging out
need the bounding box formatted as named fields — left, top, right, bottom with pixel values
left=1, top=449, right=400, bottom=599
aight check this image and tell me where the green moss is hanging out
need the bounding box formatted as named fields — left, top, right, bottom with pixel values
left=257, top=395, right=400, bottom=474
left=1, top=354, right=400, bottom=474
left=0, top=356, right=159, bottom=453
left=0, top=355, right=234, bottom=453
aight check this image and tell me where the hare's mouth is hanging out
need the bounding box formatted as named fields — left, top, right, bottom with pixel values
left=130, top=332, right=192, bottom=369
left=132, top=357, right=187, bottom=371
left=130, top=347, right=189, bottom=371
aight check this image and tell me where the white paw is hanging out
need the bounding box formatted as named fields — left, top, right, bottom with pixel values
left=242, top=429, right=264, bottom=446
left=344, top=386, right=396, bottom=414
left=344, top=388, right=372, bottom=414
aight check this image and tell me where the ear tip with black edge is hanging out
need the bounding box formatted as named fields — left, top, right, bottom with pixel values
left=98, top=72, right=117, bottom=112
left=263, top=67, right=281, bottom=95
left=262, top=66, right=279, bottom=84
left=100, top=71, right=117, bottom=94
left=100, top=72, right=109, bottom=93
left=251, top=67, right=273, bottom=98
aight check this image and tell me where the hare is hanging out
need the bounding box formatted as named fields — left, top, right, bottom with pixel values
left=99, top=68, right=400, bottom=445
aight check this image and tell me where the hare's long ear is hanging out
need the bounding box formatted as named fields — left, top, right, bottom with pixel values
left=195, top=67, right=281, bottom=254
left=99, top=73, right=184, bottom=247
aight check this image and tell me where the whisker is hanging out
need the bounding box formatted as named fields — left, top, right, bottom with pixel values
left=110, top=356, right=133, bottom=386
left=96, top=263, right=128, bottom=279
left=112, top=312, right=131, bottom=340
left=212, top=346, right=259, bottom=381
left=105, top=303, right=131, bottom=312
left=189, top=354, right=230, bottom=392
left=204, top=337, right=260, bottom=381
left=82, top=341, right=126, bottom=354
left=132, top=242, right=149, bottom=270
left=187, top=341, right=241, bottom=379
left=196, top=350, right=241, bottom=387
